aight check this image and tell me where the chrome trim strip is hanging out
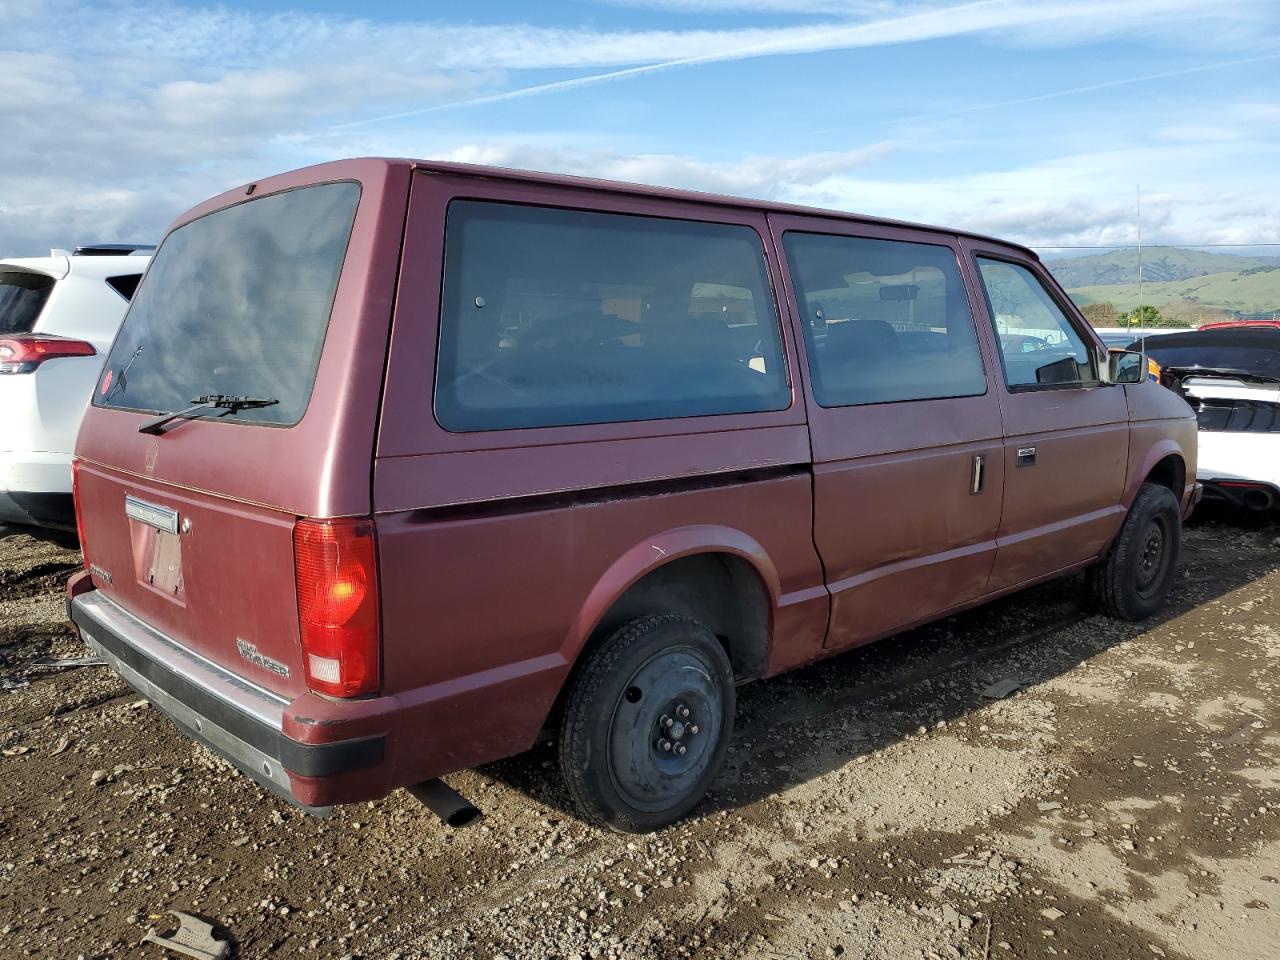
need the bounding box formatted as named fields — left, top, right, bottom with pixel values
left=124, top=495, right=179, bottom=534
left=81, top=628, right=296, bottom=797
left=73, top=591, right=289, bottom=725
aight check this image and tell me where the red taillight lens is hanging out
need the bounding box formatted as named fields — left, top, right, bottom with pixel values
left=71, top=459, right=89, bottom=571
left=0, top=335, right=95, bottom=374
left=293, top=518, right=380, bottom=698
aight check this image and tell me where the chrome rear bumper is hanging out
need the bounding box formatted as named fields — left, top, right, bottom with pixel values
left=69, top=591, right=384, bottom=814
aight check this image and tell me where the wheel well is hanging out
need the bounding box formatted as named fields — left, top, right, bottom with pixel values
left=587, top=553, right=772, bottom=683
left=1145, top=455, right=1185, bottom=499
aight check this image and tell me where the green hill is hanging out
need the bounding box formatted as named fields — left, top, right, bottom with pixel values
left=1067, top=267, right=1280, bottom=315
left=1044, top=246, right=1280, bottom=288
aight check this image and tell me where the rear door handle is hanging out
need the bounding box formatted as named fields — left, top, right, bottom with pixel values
left=971, top=454, right=985, bottom=494
left=1017, top=446, right=1037, bottom=468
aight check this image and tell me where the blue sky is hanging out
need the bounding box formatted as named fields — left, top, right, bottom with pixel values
left=1, top=0, right=1277, bottom=255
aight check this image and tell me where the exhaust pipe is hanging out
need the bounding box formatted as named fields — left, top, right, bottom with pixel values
left=1241, top=487, right=1274, bottom=512
left=408, top=778, right=482, bottom=828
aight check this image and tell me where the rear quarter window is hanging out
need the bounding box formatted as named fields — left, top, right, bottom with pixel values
left=434, top=201, right=791, bottom=432
left=95, top=181, right=360, bottom=425
left=0, top=271, right=55, bottom=334
left=105, top=274, right=143, bottom=301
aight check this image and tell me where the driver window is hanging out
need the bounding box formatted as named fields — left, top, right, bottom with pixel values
left=977, top=258, right=1094, bottom=388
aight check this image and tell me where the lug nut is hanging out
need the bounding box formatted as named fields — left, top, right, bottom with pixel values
left=675, top=744, right=688, bottom=756
left=661, top=715, right=673, bottom=729
left=657, top=739, right=673, bottom=752
left=688, top=724, right=699, bottom=735
left=677, top=705, right=690, bottom=719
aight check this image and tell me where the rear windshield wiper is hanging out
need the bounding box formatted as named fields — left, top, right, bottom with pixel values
left=138, top=394, right=279, bottom=435
left=101, top=344, right=143, bottom=405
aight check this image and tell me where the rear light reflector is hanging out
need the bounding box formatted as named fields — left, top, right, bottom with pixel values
left=293, top=518, right=380, bottom=698
left=0, top=335, right=95, bottom=374
left=71, top=459, right=89, bottom=571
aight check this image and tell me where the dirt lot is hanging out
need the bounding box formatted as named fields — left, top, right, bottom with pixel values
left=1, top=509, right=1278, bottom=960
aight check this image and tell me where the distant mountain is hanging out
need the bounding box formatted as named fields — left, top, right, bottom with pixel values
left=1067, top=269, right=1280, bottom=316
left=1043, top=246, right=1280, bottom=289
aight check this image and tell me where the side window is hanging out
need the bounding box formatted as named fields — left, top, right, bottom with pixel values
left=783, top=232, right=987, bottom=407
left=106, top=274, right=143, bottom=301
left=435, top=201, right=790, bottom=432
left=976, top=258, right=1094, bottom=388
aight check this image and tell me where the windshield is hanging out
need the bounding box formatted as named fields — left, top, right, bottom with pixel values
left=95, top=181, right=360, bottom=425
left=0, top=271, right=55, bottom=334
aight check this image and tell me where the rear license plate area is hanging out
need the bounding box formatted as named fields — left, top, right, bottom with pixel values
left=125, top=497, right=186, bottom=602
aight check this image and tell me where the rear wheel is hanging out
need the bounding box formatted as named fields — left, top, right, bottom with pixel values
left=558, top=614, right=735, bottom=832
left=1088, top=482, right=1182, bottom=620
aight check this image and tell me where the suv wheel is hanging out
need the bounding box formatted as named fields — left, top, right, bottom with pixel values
left=559, top=614, right=735, bottom=833
left=1088, top=482, right=1182, bottom=620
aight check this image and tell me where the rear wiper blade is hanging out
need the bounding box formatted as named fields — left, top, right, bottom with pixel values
left=138, top=394, right=279, bottom=435
left=101, top=344, right=143, bottom=405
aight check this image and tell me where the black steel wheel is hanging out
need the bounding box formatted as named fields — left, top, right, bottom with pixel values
left=559, top=614, right=735, bottom=832
left=1088, top=482, right=1182, bottom=620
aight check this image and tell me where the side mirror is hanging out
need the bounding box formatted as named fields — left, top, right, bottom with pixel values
left=1109, top=349, right=1145, bottom=384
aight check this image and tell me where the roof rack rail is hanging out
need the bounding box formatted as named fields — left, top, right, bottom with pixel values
left=72, top=243, right=156, bottom=257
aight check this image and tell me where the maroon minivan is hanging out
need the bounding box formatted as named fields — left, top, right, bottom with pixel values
left=68, top=159, right=1198, bottom=832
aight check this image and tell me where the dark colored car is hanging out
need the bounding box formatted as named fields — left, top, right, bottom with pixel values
left=1198, top=319, right=1280, bottom=331
left=68, top=159, right=1198, bottom=832
left=1134, top=328, right=1280, bottom=510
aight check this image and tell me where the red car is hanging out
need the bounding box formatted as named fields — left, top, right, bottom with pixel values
left=1199, top=319, right=1280, bottom=331
left=67, top=159, right=1198, bottom=832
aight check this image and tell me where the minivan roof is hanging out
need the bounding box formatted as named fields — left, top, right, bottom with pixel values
left=409, top=159, right=1040, bottom=259
left=182, top=158, right=1038, bottom=261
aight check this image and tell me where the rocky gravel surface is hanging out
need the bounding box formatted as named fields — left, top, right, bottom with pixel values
left=1, top=507, right=1278, bottom=959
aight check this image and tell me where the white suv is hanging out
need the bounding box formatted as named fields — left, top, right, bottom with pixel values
left=0, top=244, right=152, bottom=529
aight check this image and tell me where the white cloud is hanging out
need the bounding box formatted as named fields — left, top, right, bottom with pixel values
left=0, top=0, right=1275, bottom=253
left=336, top=0, right=1268, bottom=124
left=403, top=137, right=1280, bottom=250
left=594, top=1, right=917, bottom=13
left=439, top=142, right=898, bottom=196
left=808, top=141, right=1280, bottom=247
left=1229, top=102, right=1280, bottom=123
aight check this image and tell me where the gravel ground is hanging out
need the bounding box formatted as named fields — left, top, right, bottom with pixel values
left=1, top=507, right=1278, bottom=960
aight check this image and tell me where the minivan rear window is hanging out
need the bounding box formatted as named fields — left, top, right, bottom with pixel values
left=0, top=271, right=55, bottom=334
left=435, top=201, right=790, bottom=432
left=95, top=181, right=360, bottom=425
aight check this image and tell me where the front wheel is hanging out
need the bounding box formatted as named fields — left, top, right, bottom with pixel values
left=558, top=614, right=735, bottom=832
left=1088, top=482, right=1182, bottom=620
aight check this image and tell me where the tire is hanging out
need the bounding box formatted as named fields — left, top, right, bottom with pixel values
left=1088, top=482, right=1182, bottom=620
left=558, top=614, right=736, bottom=833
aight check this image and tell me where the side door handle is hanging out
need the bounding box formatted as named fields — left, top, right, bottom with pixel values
left=1017, top=446, right=1037, bottom=468
left=971, top=454, right=985, bottom=494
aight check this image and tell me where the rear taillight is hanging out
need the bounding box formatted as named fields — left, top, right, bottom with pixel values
left=0, top=335, right=95, bottom=374
left=71, top=459, right=89, bottom=571
left=293, top=518, right=380, bottom=698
